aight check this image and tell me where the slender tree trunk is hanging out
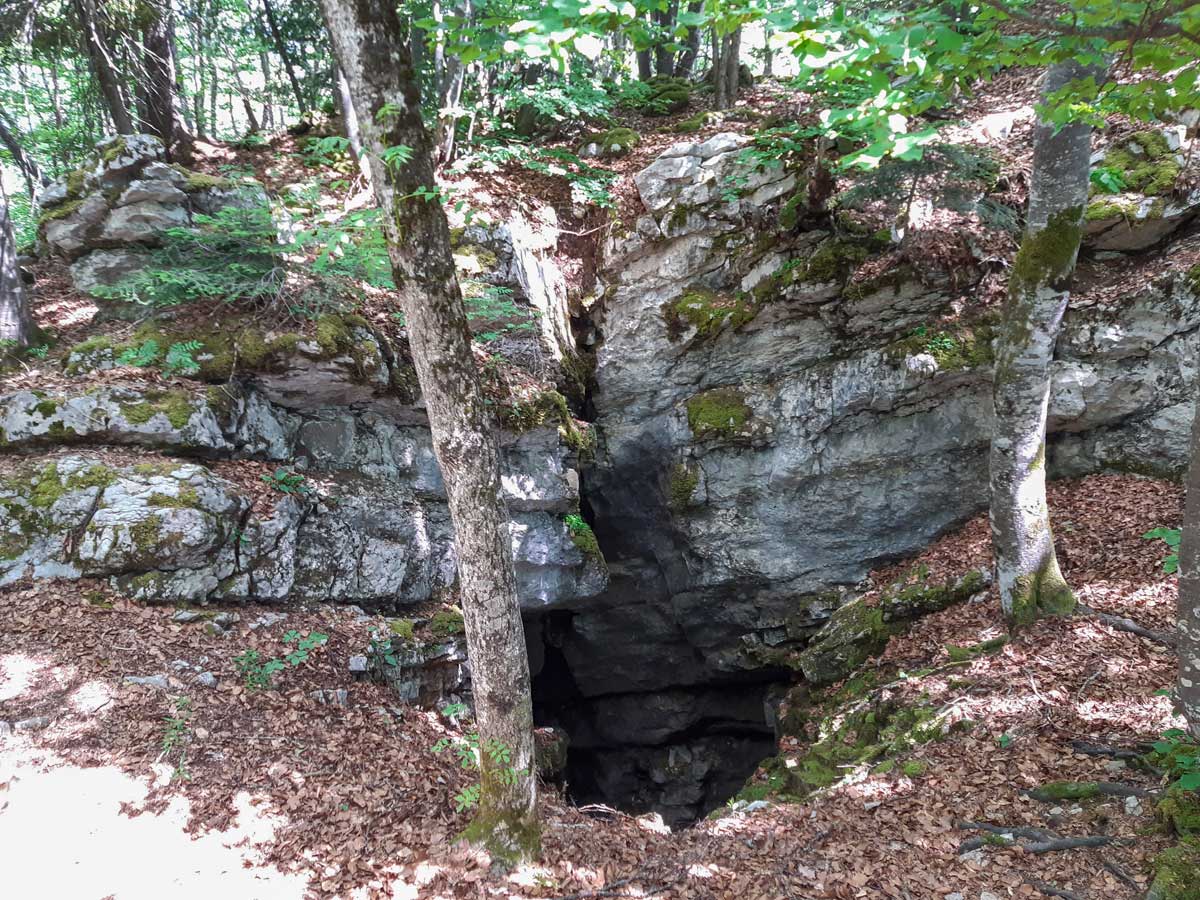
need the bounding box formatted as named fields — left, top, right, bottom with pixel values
left=317, top=0, right=539, bottom=863
left=652, top=1, right=678, bottom=77
left=333, top=65, right=370, bottom=180
left=675, top=1, right=703, bottom=80
left=0, top=113, right=47, bottom=198
left=74, top=0, right=134, bottom=133
left=0, top=186, right=33, bottom=354
left=1178, top=398, right=1200, bottom=738
left=762, top=25, right=774, bottom=78
left=261, top=0, right=307, bottom=112
left=990, top=60, right=1100, bottom=625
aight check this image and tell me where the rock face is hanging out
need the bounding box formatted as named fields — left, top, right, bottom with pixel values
left=36, top=134, right=268, bottom=293
left=521, top=133, right=1200, bottom=824
left=0, top=387, right=605, bottom=610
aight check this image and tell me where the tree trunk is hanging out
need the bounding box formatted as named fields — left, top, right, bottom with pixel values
left=653, top=1, right=678, bottom=77
left=261, top=0, right=307, bottom=112
left=333, top=65, right=371, bottom=180
left=141, top=0, right=193, bottom=160
left=675, top=1, right=703, bottom=80
left=317, top=0, right=540, bottom=863
left=0, top=113, right=46, bottom=198
left=1178, top=398, right=1200, bottom=739
left=0, top=186, right=33, bottom=354
left=762, top=25, right=774, bottom=78
left=73, top=0, right=134, bottom=133
left=989, top=60, right=1099, bottom=626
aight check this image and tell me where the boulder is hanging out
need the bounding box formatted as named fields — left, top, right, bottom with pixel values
left=100, top=201, right=190, bottom=243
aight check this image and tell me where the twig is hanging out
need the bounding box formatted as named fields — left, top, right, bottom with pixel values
left=1024, top=877, right=1087, bottom=900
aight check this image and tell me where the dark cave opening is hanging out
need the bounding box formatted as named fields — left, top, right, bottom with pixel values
left=530, top=610, right=782, bottom=827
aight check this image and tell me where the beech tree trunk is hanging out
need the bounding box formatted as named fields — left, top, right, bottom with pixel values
left=317, top=0, right=539, bottom=863
left=140, top=0, right=193, bottom=161
left=0, top=113, right=46, bottom=198
left=333, top=65, right=370, bottom=181
left=652, top=1, right=679, bottom=77
left=0, top=186, right=33, bottom=354
left=74, top=0, right=134, bottom=133
left=674, top=1, right=703, bottom=80
left=261, top=0, right=306, bottom=112
left=1178, top=401, right=1200, bottom=738
left=990, top=60, right=1098, bottom=625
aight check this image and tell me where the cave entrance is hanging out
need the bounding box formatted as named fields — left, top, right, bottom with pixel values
left=530, top=611, right=782, bottom=827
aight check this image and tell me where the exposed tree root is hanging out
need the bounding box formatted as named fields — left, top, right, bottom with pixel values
left=957, top=821, right=1122, bottom=854
left=1079, top=604, right=1177, bottom=647
left=1024, top=877, right=1088, bottom=900
left=1069, top=740, right=1151, bottom=760
left=1024, top=781, right=1155, bottom=802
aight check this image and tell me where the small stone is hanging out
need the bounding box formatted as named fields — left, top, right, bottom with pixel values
left=959, top=848, right=985, bottom=865
left=309, top=688, right=349, bottom=707
left=212, top=612, right=240, bottom=628
left=1103, top=759, right=1128, bottom=773
left=123, top=674, right=169, bottom=690
left=864, top=800, right=883, bottom=810
left=168, top=659, right=192, bottom=671
left=944, top=893, right=964, bottom=900
left=743, top=800, right=769, bottom=813
left=348, top=655, right=369, bottom=675
left=250, top=612, right=287, bottom=630
left=172, top=610, right=204, bottom=624
left=195, top=672, right=217, bottom=688
left=1049, top=806, right=1065, bottom=815
left=14, top=716, right=50, bottom=731
left=1124, top=795, right=1142, bottom=815
left=981, top=892, right=1001, bottom=900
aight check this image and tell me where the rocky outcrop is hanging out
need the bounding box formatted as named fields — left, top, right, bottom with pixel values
left=525, top=133, right=1200, bottom=823
left=0, top=373, right=606, bottom=610
left=36, top=134, right=268, bottom=293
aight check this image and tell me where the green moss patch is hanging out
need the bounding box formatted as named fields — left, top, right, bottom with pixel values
left=673, top=112, right=713, bottom=134
left=945, top=636, right=1008, bottom=663
left=886, top=319, right=997, bottom=372
left=170, top=164, right=236, bottom=193
left=1159, top=785, right=1200, bottom=837
left=429, top=608, right=465, bottom=639
left=663, top=286, right=757, bottom=342
left=668, top=462, right=700, bottom=512
left=387, top=618, right=416, bottom=641
left=1102, top=131, right=1181, bottom=196
left=119, top=389, right=196, bottom=429
left=37, top=198, right=84, bottom=225
left=802, top=240, right=870, bottom=284
left=1150, top=837, right=1200, bottom=900
left=685, top=387, right=753, bottom=440
left=581, top=127, right=640, bottom=157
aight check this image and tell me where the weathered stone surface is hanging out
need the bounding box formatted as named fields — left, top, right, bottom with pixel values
left=42, top=194, right=109, bottom=259
left=69, top=249, right=152, bottom=293
left=101, top=201, right=190, bottom=243
left=117, top=178, right=188, bottom=207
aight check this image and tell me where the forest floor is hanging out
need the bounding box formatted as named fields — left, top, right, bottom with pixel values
left=0, top=472, right=1186, bottom=899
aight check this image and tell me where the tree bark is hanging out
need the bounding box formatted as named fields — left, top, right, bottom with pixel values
left=674, top=1, right=703, bottom=80
left=333, top=65, right=370, bottom=180
left=0, top=185, right=34, bottom=354
left=989, top=60, right=1099, bottom=626
left=0, top=113, right=47, bottom=198
left=141, top=0, right=193, bottom=160
left=73, top=0, right=134, bottom=133
left=653, top=1, right=679, bottom=77
left=317, top=0, right=540, bottom=863
left=261, top=0, right=307, bottom=112
left=1178, top=397, right=1200, bottom=738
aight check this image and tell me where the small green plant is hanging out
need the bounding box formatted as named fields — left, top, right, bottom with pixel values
left=367, top=628, right=400, bottom=675
left=564, top=513, right=600, bottom=556
left=261, top=467, right=311, bottom=495
left=25, top=344, right=49, bottom=359
left=163, top=340, right=203, bottom=376
left=117, top=338, right=162, bottom=367
left=1091, top=166, right=1127, bottom=194
left=1144, top=526, right=1181, bottom=574
left=997, top=732, right=1014, bottom=749
left=1152, top=729, right=1200, bottom=790
left=300, top=134, right=351, bottom=167
left=234, top=630, right=328, bottom=690
left=161, top=695, right=192, bottom=781
left=431, top=711, right=529, bottom=813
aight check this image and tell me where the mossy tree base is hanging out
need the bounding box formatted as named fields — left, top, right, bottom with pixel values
left=457, top=806, right=541, bottom=867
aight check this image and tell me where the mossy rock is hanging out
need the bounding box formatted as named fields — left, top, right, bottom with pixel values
left=685, top=387, right=753, bottom=441
left=637, top=76, right=692, bottom=116
left=799, top=570, right=987, bottom=685
left=118, top=389, right=197, bottom=429
left=1149, top=837, right=1200, bottom=900
left=169, top=164, right=236, bottom=193
left=663, top=286, right=757, bottom=342
left=1159, top=784, right=1200, bottom=837
left=673, top=112, right=713, bottom=134
left=885, top=318, right=998, bottom=373
left=945, top=635, right=1008, bottom=663
left=667, top=462, right=700, bottom=512
left=800, top=239, right=870, bottom=284
left=429, top=608, right=465, bottom=639
left=1100, top=131, right=1181, bottom=196
left=580, top=127, right=640, bottom=158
